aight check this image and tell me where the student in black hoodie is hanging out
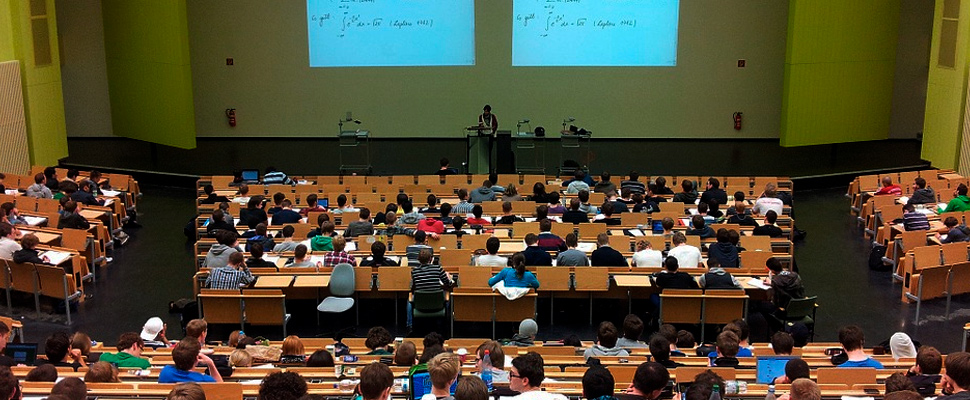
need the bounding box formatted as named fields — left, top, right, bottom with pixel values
left=651, top=257, right=699, bottom=289
left=206, top=209, right=236, bottom=238
left=686, top=215, right=714, bottom=239
left=706, top=229, right=739, bottom=268
left=908, top=346, right=943, bottom=397
left=727, top=202, right=758, bottom=227
left=648, top=335, right=683, bottom=369
left=245, top=244, right=278, bottom=269
left=200, top=185, right=230, bottom=205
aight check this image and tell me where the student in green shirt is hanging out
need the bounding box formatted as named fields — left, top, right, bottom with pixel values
left=365, top=326, right=394, bottom=356
left=939, top=184, right=970, bottom=214
left=98, top=332, right=151, bottom=369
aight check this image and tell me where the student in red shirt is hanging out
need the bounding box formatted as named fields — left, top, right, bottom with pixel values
left=874, top=176, right=902, bottom=196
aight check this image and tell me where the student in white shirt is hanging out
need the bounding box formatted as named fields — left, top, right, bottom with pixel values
left=631, top=240, right=663, bottom=267
left=476, top=237, right=508, bottom=267
left=509, top=352, right=567, bottom=400
left=753, top=183, right=785, bottom=216
left=0, top=223, right=21, bottom=260
left=666, top=232, right=702, bottom=268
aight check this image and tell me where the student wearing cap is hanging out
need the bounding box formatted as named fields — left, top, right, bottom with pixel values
left=508, top=319, right=538, bottom=346
left=141, top=317, right=171, bottom=348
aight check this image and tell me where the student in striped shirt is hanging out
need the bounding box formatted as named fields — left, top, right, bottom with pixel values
left=408, top=249, right=453, bottom=327
left=902, top=203, right=930, bottom=231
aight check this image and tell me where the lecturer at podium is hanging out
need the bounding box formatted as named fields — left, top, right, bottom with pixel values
left=478, top=104, right=498, bottom=134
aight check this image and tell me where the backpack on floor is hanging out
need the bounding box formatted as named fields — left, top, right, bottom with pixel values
left=869, top=244, right=889, bottom=271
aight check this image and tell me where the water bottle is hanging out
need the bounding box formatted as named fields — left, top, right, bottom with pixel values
left=481, top=350, right=493, bottom=391
left=766, top=385, right=776, bottom=400
left=709, top=384, right=721, bottom=400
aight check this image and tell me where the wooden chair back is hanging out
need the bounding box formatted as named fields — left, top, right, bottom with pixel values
left=440, top=249, right=473, bottom=266
left=702, top=290, right=748, bottom=324
left=241, top=290, right=287, bottom=326
left=8, top=262, right=37, bottom=294
left=512, top=222, right=539, bottom=238
left=461, top=235, right=489, bottom=251
left=35, top=264, right=77, bottom=299
left=59, top=228, right=88, bottom=252
left=551, top=222, right=574, bottom=238
left=675, top=367, right=736, bottom=383
left=609, top=235, right=631, bottom=252
left=578, top=223, right=606, bottom=240
left=740, top=250, right=773, bottom=269
left=527, top=346, right=577, bottom=356
left=201, top=382, right=244, bottom=400
left=660, top=289, right=704, bottom=325
left=573, top=268, right=609, bottom=291
left=376, top=267, right=411, bottom=291
left=536, top=267, right=571, bottom=291
left=949, top=262, right=970, bottom=296
left=943, top=242, right=969, bottom=264
left=901, top=230, right=929, bottom=253
left=457, top=266, right=492, bottom=290
left=915, top=265, right=950, bottom=300
left=354, top=268, right=373, bottom=291
left=816, top=367, right=876, bottom=385
left=198, top=291, right=243, bottom=325
left=432, top=234, right=459, bottom=251
left=740, top=236, right=771, bottom=252
left=914, top=246, right=942, bottom=268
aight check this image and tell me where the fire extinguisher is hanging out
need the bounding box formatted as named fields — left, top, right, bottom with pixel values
left=733, top=112, right=742, bottom=130
left=226, top=108, right=236, bottom=127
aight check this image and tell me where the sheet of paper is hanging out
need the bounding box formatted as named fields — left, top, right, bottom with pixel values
left=628, top=229, right=644, bottom=237
left=745, top=278, right=771, bottom=291
left=576, top=243, right=596, bottom=252
left=41, top=250, right=72, bottom=265
left=23, top=216, right=47, bottom=226
left=101, top=189, right=121, bottom=197
left=262, top=256, right=281, bottom=264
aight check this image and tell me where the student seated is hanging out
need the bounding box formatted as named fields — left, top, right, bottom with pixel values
left=667, top=232, right=702, bottom=269
left=200, top=185, right=229, bottom=205
left=686, top=215, right=714, bottom=238
left=707, top=229, right=739, bottom=268
left=360, top=241, right=399, bottom=267
left=310, top=221, right=337, bottom=251
left=26, top=173, right=53, bottom=199
left=773, top=358, right=810, bottom=385
left=57, top=201, right=90, bottom=231
left=476, top=237, right=508, bottom=267
left=651, top=257, right=699, bottom=289
left=36, top=332, right=85, bottom=370
left=648, top=335, right=683, bottom=369
left=332, top=194, right=359, bottom=214
left=522, top=233, right=552, bottom=266
left=582, top=366, right=617, bottom=400
left=299, top=194, right=326, bottom=216
left=273, top=225, right=299, bottom=252
left=939, top=216, right=970, bottom=243
left=13, top=234, right=52, bottom=265
left=270, top=200, right=302, bottom=225
left=509, top=352, right=568, bottom=400
left=837, top=325, right=884, bottom=368
left=262, top=167, right=293, bottom=185
left=556, top=233, right=590, bottom=267
left=753, top=210, right=784, bottom=237
left=562, top=199, right=590, bottom=224
left=239, top=195, right=268, bottom=229
left=710, top=331, right=740, bottom=367
left=616, top=314, right=648, bottom=348
left=424, top=353, right=461, bottom=400
left=908, top=346, right=943, bottom=397
left=489, top=253, right=539, bottom=289
left=727, top=202, right=757, bottom=226
left=321, top=236, right=356, bottom=267
left=616, top=362, right=670, bottom=400
left=99, top=332, right=151, bottom=369
left=771, top=332, right=795, bottom=356
left=206, top=252, right=254, bottom=289
left=245, top=223, right=276, bottom=252
left=470, top=180, right=497, bottom=203
left=902, top=203, right=930, bottom=231
left=595, top=201, right=622, bottom=226
left=632, top=240, right=663, bottom=268
left=590, top=233, right=628, bottom=267
left=345, top=207, right=375, bottom=237
left=874, top=176, right=903, bottom=196
left=583, top=321, right=630, bottom=360
left=437, top=157, right=457, bottom=175
left=699, top=258, right=742, bottom=289
left=284, top=244, right=315, bottom=268
left=246, top=244, right=277, bottom=269
left=493, top=201, right=524, bottom=226
left=204, top=230, right=240, bottom=269
left=466, top=204, right=491, bottom=226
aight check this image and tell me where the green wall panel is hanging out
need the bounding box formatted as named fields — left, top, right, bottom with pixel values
left=102, top=0, right=195, bottom=149
left=780, top=0, right=901, bottom=147
left=186, top=0, right=788, bottom=139
left=1, top=0, right=68, bottom=166
left=921, top=0, right=970, bottom=170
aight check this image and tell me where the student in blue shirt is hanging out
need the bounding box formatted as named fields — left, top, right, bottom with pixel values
left=488, top=253, right=539, bottom=289
left=158, top=339, right=223, bottom=383
left=837, top=325, right=884, bottom=369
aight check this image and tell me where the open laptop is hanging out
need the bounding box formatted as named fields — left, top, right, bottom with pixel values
left=409, top=370, right=460, bottom=400
left=240, top=169, right=260, bottom=184
left=756, top=356, right=797, bottom=384
left=5, top=343, right=38, bottom=365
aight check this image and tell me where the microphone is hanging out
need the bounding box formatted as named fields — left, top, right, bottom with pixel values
left=518, top=119, right=530, bottom=124
left=563, top=117, right=576, bottom=123
left=353, top=119, right=362, bottom=124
